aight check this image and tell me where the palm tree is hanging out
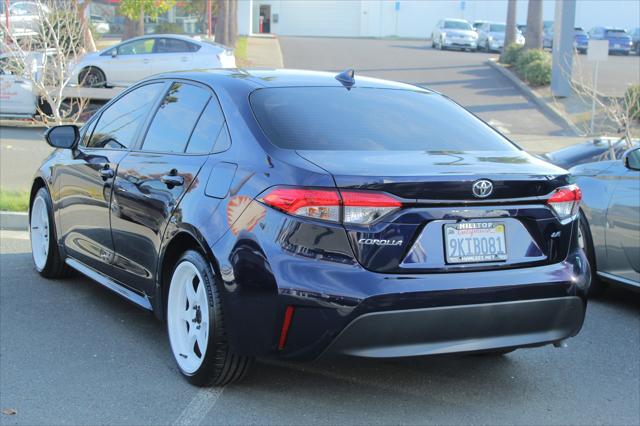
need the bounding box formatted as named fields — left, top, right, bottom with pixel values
left=501, top=0, right=517, bottom=61
left=525, top=0, right=543, bottom=50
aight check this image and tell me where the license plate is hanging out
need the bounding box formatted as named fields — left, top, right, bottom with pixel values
left=444, top=222, right=507, bottom=264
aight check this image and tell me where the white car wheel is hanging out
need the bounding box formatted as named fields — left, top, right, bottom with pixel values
left=167, top=260, right=210, bottom=374
left=30, top=194, right=50, bottom=271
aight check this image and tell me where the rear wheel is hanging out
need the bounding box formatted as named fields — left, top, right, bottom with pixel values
left=166, top=250, right=252, bottom=386
left=78, top=66, right=106, bottom=87
left=578, top=212, right=607, bottom=297
left=30, top=187, right=68, bottom=278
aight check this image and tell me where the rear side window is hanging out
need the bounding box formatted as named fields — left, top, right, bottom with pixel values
left=155, top=38, right=197, bottom=53
left=142, top=82, right=211, bottom=153
left=87, top=83, right=163, bottom=149
left=186, top=98, right=226, bottom=154
left=250, top=87, right=518, bottom=152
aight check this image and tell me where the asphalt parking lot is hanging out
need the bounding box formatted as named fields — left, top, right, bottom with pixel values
left=1, top=232, right=639, bottom=425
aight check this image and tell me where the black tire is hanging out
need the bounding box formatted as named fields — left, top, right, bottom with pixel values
left=431, top=38, right=435, bottom=48
left=30, top=187, right=69, bottom=278
left=167, top=250, right=253, bottom=386
left=579, top=212, right=607, bottom=297
left=78, top=66, right=106, bottom=88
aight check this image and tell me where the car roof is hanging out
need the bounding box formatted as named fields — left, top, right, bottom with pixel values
left=148, top=68, right=432, bottom=93
left=443, top=18, right=470, bottom=23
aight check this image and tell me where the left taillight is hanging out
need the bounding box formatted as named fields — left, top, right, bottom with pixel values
left=259, top=187, right=402, bottom=225
left=547, top=185, right=582, bottom=220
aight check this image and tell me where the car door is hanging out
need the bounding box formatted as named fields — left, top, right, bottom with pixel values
left=604, top=150, right=640, bottom=283
left=109, top=80, right=226, bottom=295
left=56, top=82, right=164, bottom=277
left=104, top=38, right=155, bottom=85
left=151, top=37, right=195, bottom=74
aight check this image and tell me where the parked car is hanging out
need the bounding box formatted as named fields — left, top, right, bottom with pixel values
left=90, top=15, right=110, bottom=35
left=476, top=22, right=524, bottom=52
left=542, top=21, right=554, bottom=49
left=542, top=137, right=638, bottom=169
left=431, top=18, right=477, bottom=51
left=472, top=20, right=488, bottom=31
left=631, top=27, right=640, bottom=54
left=516, top=24, right=526, bottom=34
left=573, top=146, right=640, bottom=295
left=30, top=69, right=589, bottom=386
left=0, top=1, right=48, bottom=35
left=574, top=27, right=589, bottom=54
left=70, top=34, right=236, bottom=87
left=588, top=27, right=633, bottom=55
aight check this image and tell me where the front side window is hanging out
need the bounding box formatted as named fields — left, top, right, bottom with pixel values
left=142, top=82, right=211, bottom=153
left=250, top=87, right=518, bottom=152
left=490, top=24, right=506, bottom=32
left=117, top=38, right=155, bottom=55
left=86, top=83, right=163, bottom=149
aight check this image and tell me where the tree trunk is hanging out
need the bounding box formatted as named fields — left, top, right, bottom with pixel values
left=228, top=0, right=237, bottom=47
left=138, top=0, right=145, bottom=37
left=525, top=0, right=543, bottom=50
left=214, top=0, right=227, bottom=46
left=501, top=0, right=517, bottom=61
left=78, top=0, right=96, bottom=53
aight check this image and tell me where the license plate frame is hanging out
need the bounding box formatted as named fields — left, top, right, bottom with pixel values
left=444, top=222, right=508, bottom=264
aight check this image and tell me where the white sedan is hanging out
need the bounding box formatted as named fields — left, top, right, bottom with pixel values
left=70, top=34, right=236, bottom=87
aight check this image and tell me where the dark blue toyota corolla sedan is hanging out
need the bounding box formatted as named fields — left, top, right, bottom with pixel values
left=30, top=69, right=590, bottom=386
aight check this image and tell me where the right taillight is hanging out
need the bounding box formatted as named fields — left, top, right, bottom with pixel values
left=259, top=187, right=402, bottom=225
left=547, top=185, right=582, bottom=220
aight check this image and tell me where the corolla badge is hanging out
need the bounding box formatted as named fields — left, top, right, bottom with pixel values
left=472, top=179, right=494, bottom=198
left=358, top=238, right=403, bottom=246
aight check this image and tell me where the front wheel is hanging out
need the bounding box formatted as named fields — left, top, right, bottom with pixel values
left=166, top=250, right=252, bottom=386
left=30, top=187, right=68, bottom=278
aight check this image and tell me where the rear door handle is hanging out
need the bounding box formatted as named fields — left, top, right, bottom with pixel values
left=161, top=174, right=184, bottom=187
left=180, top=56, right=189, bottom=62
left=99, top=166, right=114, bottom=180
left=143, top=58, right=150, bottom=64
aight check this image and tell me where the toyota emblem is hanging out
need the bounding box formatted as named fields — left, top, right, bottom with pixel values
left=472, top=179, right=493, bottom=198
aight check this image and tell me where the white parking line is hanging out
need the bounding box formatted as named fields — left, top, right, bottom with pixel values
left=172, top=386, right=226, bottom=426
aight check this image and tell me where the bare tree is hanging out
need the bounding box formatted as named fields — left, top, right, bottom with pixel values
left=76, top=0, right=96, bottom=52
left=501, top=0, right=517, bottom=62
left=0, top=0, right=88, bottom=125
left=214, top=0, right=228, bottom=45
left=524, top=0, right=543, bottom=50
left=568, top=52, right=639, bottom=153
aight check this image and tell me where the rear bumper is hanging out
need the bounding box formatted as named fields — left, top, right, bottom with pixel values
left=324, top=296, right=584, bottom=358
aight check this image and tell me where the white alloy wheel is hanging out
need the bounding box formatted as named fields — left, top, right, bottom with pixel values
left=30, top=194, right=50, bottom=271
left=167, top=260, right=210, bottom=374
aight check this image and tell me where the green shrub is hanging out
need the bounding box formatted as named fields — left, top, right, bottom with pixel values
left=501, top=43, right=524, bottom=65
left=624, top=85, right=640, bottom=121
left=515, top=49, right=549, bottom=75
left=524, top=59, right=552, bottom=86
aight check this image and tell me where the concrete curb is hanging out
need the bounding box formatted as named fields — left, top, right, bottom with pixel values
left=0, top=211, right=28, bottom=231
left=486, top=59, right=581, bottom=135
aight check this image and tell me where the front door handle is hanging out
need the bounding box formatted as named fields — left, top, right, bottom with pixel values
left=99, top=166, right=114, bottom=180
left=180, top=56, right=189, bottom=62
left=161, top=174, right=184, bottom=188
left=143, top=58, right=150, bottom=64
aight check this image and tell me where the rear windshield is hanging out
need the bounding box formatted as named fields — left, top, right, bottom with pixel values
left=250, top=87, right=518, bottom=152
left=606, top=29, right=627, bottom=35
left=490, top=24, right=506, bottom=32
left=444, top=21, right=472, bottom=30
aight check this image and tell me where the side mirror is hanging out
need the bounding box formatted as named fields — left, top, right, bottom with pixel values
left=45, top=125, right=79, bottom=149
left=110, top=49, right=117, bottom=58
left=623, top=147, right=640, bottom=171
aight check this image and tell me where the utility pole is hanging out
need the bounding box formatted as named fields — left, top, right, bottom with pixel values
left=502, top=0, right=517, bottom=61
left=551, top=0, right=576, bottom=97
left=207, top=0, right=212, bottom=38
left=525, top=0, right=543, bottom=50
